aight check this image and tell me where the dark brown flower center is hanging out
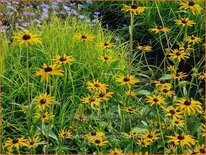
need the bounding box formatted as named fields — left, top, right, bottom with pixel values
left=23, top=34, right=31, bottom=40
left=59, top=57, right=67, bottom=61
left=169, top=110, right=176, bottom=115
left=147, top=134, right=153, bottom=138
left=128, top=108, right=133, bottom=111
left=174, top=121, right=179, bottom=124
left=90, top=97, right=95, bottom=102
left=183, top=44, right=188, bottom=49
left=30, top=141, right=35, bottom=145
left=42, top=115, right=46, bottom=118
left=181, top=19, right=188, bottom=24
left=191, top=36, right=195, bottom=40
left=94, top=84, right=100, bottom=87
left=99, top=93, right=105, bottom=97
left=123, top=77, right=130, bottom=82
left=177, top=135, right=184, bottom=140
left=158, top=26, right=163, bottom=29
left=95, top=139, right=101, bottom=144
left=153, top=98, right=159, bottom=102
left=91, top=131, right=97, bottom=136
left=184, top=100, right=191, bottom=106
left=12, top=139, right=19, bottom=144
left=44, top=66, right=53, bottom=72
left=104, top=57, right=109, bottom=60
left=104, top=43, right=109, bottom=46
left=40, top=98, right=46, bottom=104
left=131, top=5, right=138, bottom=9
left=200, top=72, right=204, bottom=75
left=176, top=51, right=181, bottom=56
left=176, top=73, right=180, bottom=77
left=81, top=35, right=87, bottom=39
left=163, top=89, right=168, bottom=93
left=200, top=149, right=206, bottom=153
left=188, top=1, right=195, bottom=6
left=141, top=142, right=146, bottom=145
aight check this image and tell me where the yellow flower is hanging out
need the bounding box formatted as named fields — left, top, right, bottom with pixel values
left=116, top=75, right=139, bottom=86
left=53, top=54, right=75, bottom=65
left=165, top=144, right=177, bottom=154
left=157, top=87, right=175, bottom=98
left=81, top=95, right=101, bottom=107
left=136, top=138, right=152, bottom=147
left=35, top=64, right=64, bottom=82
left=35, top=112, right=54, bottom=122
left=95, top=91, right=114, bottom=101
left=149, top=26, right=171, bottom=33
left=178, top=42, right=194, bottom=52
left=167, top=65, right=176, bottom=72
left=97, top=42, right=114, bottom=49
left=198, top=72, right=206, bottom=80
left=141, top=129, right=160, bottom=142
left=122, top=106, right=138, bottom=114
left=162, top=106, right=183, bottom=118
left=193, top=144, right=206, bottom=154
left=100, top=55, right=112, bottom=63
left=109, top=148, right=123, bottom=155
left=4, top=137, right=26, bottom=150
left=170, top=117, right=185, bottom=127
left=179, top=0, right=203, bottom=15
left=25, top=136, right=41, bottom=149
left=86, top=80, right=108, bottom=92
left=122, top=4, right=146, bottom=15
left=74, top=114, right=87, bottom=122
left=151, top=80, right=172, bottom=89
left=171, top=71, right=187, bottom=81
left=123, top=131, right=139, bottom=139
left=12, top=30, right=42, bottom=46
left=136, top=45, right=152, bottom=52
left=167, top=133, right=196, bottom=147
left=175, top=98, right=202, bottom=115
left=85, top=131, right=105, bottom=141
left=185, top=35, right=202, bottom=45
left=125, top=90, right=136, bottom=97
left=146, top=95, right=166, bottom=106
left=74, top=33, right=94, bottom=42
left=58, top=129, right=72, bottom=139
left=174, top=18, right=195, bottom=27
left=168, top=49, right=190, bottom=61
left=34, top=93, right=54, bottom=110
left=89, top=137, right=108, bottom=146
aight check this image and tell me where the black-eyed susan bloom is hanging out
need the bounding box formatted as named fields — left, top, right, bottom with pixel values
left=175, top=98, right=202, bottom=115
left=146, top=95, right=166, bottom=106
left=170, top=117, right=185, bottom=127
left=81, top=95, right=101, bottom=107
left=122, top=4, right=146, bottom=15
left=59, top=129, right=72, bottom=139
left=167, top=65, right=176, bottom=72
left=149, top=26, right=171, bottom=33
left=162, top=106, right=183, bottom=118
left=165, top=144, right=177, bottom=154
left=100, top=55, right=112, bottom=63
left=109, top=148, right=123, bottom=155
left=116, top=75, right=139, bottom=86
left=53, top=54, right=75, bottom=65
left=171, top=71, right=187, bottom=80
left=97, top=42, right=114, bottom=49
left=178, top=42, right=194, bottom=52
left=168, top=49, right=190, bottom=61
left=12, top=30, right=42, bottom=46
left=85, top=131, right=105, bottom=141
left=136, top=44, right=152, bottom=52
left=201, top=124, right=206, bottom=137
left=74, top=114, right=87, bottom=122
left=179, top=0, right=203, bottom=15
left=157, top=87, right=175, bottom=98
left=193, top=144, right=206, bottom=154
left=89, top=137, right=108, bottom=146
left=86, top=80, right=108, bottom=92
left=174, top=18, right=195, bottom=27
left=142, top=129, right=160, bottom=142
left=198, top=72, right=206, bottom=80
left=34, top=93, right=54, bottom=110
left=122, top=106, right=138, bottom=114
left=35, top=112, right=54, bottom=122
left=185, top=35, right=202, bottom=44
left=151, top=80, right=173, bottom=89
left=136, top=138, right=152, bottom=147
left=35, top=64, right=64, bottom=82
left=167, top=133, right=196, bottom=147
left=25, top=136, right=41, bottom=149
left=74, top=33, right=94, bottom=42
left=95, top=91, right=114, bottom=101
left=4, top=138, right=26, bottom=150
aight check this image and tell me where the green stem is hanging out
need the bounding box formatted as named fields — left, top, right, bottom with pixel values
left=128, top=12, right=134, bottom=75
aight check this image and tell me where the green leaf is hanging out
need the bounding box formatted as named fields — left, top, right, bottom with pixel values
left=137, top=90, right=151, bottom=96
left=158, top=74, right=172, bottom=80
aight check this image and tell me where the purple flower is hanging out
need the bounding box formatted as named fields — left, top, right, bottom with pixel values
left=7, top=5, right=17, bottom=11
left=63, top=5, right=71, bottom=11
left=93, top=11, right=100, bottom=15
left=19, top=18, right=24, bottom=22
left=41, top=4, right=49, bottom=9
left=33, top=19, right=41, bottom=23
left=12, top=1, right=19, bottom=4
left=16, top=24, right=26, bottom=30
left=78, top=4, right=86, bottom=9
left=86, top=0, right=93, bottom=4
left=71, top=9, right=78, bottom=15
left=78, top=15, right=86, bottom=20
left=60, top=11, right=66, bottom=15
left=23, top=12, right=30, bottom=16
